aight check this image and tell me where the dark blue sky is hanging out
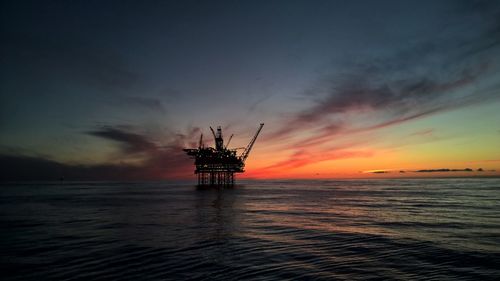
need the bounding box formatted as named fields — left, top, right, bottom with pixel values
left=1, top=0, right=500, bottom=180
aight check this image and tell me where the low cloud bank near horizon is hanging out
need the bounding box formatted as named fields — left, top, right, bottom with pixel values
left=366, top=168, right=496, bottom=174
left=0, top=126, right=201, bottom=181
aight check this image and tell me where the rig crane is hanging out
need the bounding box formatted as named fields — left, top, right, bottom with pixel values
left=241, top=123, right=264, bottom=163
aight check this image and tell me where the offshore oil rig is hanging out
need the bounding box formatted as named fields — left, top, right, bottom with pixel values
left=184, top=123, right=264, bottom=186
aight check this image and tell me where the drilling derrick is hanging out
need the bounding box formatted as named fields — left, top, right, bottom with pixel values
left=184, top=123, right=264, bottom=186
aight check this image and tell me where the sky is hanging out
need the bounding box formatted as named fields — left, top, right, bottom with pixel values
left=1, top=0, right=500, bottom=180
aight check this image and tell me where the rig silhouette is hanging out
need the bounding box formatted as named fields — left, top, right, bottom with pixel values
left=184, top=123, right=264, bottom=186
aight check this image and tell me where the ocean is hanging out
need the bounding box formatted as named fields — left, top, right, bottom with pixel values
left=1, top=179, right=499, bottom=280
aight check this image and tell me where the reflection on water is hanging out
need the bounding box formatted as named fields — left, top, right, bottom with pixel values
left=1, top=179, right=499, bottom=280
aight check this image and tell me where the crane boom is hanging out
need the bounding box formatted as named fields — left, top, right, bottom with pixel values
left=241, top=123, right=264, bottom=162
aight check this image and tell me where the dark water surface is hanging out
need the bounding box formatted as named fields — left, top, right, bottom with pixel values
left=1, top=179, right=499, bottom=280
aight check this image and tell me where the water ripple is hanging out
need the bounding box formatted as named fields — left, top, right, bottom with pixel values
left=1, top=179, right=499, bottom=280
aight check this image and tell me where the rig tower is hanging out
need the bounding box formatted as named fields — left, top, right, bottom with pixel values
left=184, top=123, right=264, bottom=186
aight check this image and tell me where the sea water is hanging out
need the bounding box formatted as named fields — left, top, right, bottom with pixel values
left=1, top=179, right=499, bottom=280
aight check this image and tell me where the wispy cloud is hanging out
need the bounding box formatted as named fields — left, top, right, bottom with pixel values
left=272, top=57, right=495, bottom=146
left=130, top=96, right=165, bottom=113
left=258, top=3, right=500, bottom=173
left=112, top=96, right=167, bottom=114
left=409, top=129, right=435, bottom=138
left=86, top=125, right=201, bottom=178
left=270, top=3, right=500, bottom=146
left=262, top=149, right=373, bottom=171
left=88, top=127, right=158, bottom=154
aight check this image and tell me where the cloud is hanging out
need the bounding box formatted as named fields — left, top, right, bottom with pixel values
left=0, top=154, right=140, bottom=181
left=127, top=96, right=166, bottom=113
left=87, top=127, right=157, bottom=154
left=415, top=168, right=473, bottom=173
left=365, top=168, right=491, bottom=173
left=113, top=96, right=166, bottom=114
left=87, top=125, right=201, bottom=178
left=269, top=3, right=500, bottom=145
left=362, top=169, right=393, bottom=174
left=271, top=58, right=493, bottom=144
left=247, top=94, right=273, bottom=113
left=409, top=129, right=435, bottom=137
left=362, top=168, right=493, bottom=174
left=0, top=126, right=202, bottom=181
left=262, top=149, right=373, bottom=171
